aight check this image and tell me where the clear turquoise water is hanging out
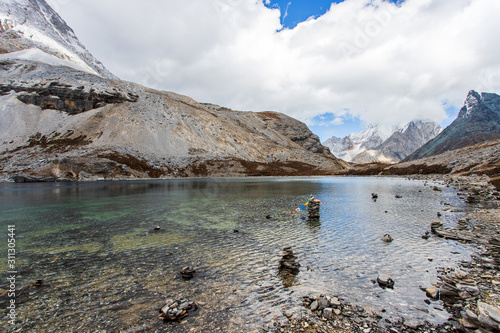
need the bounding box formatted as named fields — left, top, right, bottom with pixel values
left=0, top=177, right=473, bottom=332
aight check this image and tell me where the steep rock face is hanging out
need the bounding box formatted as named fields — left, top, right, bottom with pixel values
left=405, top=91, right=500, bottom=161
left=0, top=60, right=347, bottom=180
left=0, top=0, right=116, bottom=78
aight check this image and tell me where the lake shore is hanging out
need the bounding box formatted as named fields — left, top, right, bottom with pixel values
left=269, top=174, right=500, bottom=333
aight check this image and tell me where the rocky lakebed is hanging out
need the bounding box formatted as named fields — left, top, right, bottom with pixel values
left=270, top=175, right=500, bottom=333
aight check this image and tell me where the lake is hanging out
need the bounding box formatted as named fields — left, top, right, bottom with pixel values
left=0, top=177, right=474, bottom=332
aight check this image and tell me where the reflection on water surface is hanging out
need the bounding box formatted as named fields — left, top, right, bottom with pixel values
left=0, top=177, right=473, bottom=332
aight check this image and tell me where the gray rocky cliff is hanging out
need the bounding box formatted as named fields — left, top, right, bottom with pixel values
left=405, top=91, right=500, bottom=162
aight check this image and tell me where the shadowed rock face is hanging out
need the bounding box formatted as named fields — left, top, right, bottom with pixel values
left=0, top=81, right=138, bottom=113
left=405, top=91, right=500, bottom=162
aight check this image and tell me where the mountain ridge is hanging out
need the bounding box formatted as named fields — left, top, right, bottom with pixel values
left=323, top=120, right=442, bottom=164
left=405, top=90, right=500, bottom=161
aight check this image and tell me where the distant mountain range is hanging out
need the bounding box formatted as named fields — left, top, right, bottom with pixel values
left=323, top=121, right=443, bottom=164
left=405, top=90, right=500, bottom=161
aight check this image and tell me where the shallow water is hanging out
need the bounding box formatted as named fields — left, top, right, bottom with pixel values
left=0, top=177, right=474, bottom=332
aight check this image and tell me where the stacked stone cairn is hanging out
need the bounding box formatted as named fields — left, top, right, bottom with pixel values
left=307, top=195, right=320, bottom=219
left=278, top=247, right=300, bottom=287
left=158, top=298, right=198, bottom=322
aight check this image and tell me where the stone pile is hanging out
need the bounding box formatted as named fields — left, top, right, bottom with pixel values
left=307, top=195, right=321, bottom=219
left=278, top=247, right=300, bottom=287
left=158, top=298, right=198, bottom=322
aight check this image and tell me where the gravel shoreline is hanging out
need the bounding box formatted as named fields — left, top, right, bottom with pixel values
left=266, top=174, right=500, bottom=333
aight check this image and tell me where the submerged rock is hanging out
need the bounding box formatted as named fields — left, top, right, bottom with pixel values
left=381, top=234, right=393, bottom=243
left=179, top=267, right=196, bottom=280
left=278, top=247, right=300, bottom=287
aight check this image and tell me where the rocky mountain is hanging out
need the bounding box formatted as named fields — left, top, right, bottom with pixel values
left=0, top=0, right=116, bottom=79
left=405, top=91, right=500, bottom=162
left=323, top=124, right=395, bottom=162
left=323, top=121, right=442, bottom=164
left=0, top=61, right=348, bottom=180
left=382, top=139, right=500, bottom=183
left=0, top=1, right=347, bottom=180
left=336, top=138, right=500, bottom=186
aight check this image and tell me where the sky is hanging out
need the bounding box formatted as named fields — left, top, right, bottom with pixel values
left=45, top=0, right=500, bottom=141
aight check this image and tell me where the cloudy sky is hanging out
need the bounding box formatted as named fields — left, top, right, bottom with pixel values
left=46, top=0, right=500, bottom=140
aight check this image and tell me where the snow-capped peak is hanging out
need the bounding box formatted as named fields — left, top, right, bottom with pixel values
left=0, top=0, right=116, bottom=79
left=323, top=120, right=442, bottom=163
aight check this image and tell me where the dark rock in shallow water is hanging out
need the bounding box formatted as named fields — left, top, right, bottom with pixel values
left=377, top=274, right=395, bottom=289
left=278, top=247, right=300, bottom=287
left=381, top=234, right=393, bottom=243
left=179, top=267, right=196, bottom=280
left=430, top=220, right=444, bottom=233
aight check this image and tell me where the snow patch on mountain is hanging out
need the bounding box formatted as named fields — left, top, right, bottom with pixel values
left=0, top=0, right=116, bottom=79
left=0, top=48, right=98, bottom=74
left=323, top=123, right=399, bottom=162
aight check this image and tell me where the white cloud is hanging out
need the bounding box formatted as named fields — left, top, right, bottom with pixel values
left=46, top=0, right=500, bottom=130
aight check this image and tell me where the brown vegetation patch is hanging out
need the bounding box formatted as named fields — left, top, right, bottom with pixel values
left=335, top=163, right=391, bottom=176
left=238, top=160, right=329, bottom=176
left=259, top=111, right=282, bottom=120
left=22, top=132, right=92, bottom=153
left=97, top=152, right=168, bottom=178
left=188, top=147, right=207, bottom=155
left=174, top=159, right=332, bottom=177
left=381, top=163, right=452, bottom=175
